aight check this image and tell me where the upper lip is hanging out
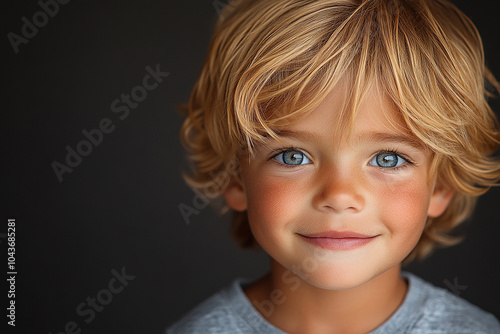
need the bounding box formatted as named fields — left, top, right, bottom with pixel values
left=299, top=231, right=377, bottom=239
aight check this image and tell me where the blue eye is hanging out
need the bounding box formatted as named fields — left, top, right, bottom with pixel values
left=274, top=150, right=311, bottom=166
left=369, top=152, right=406, bottom=168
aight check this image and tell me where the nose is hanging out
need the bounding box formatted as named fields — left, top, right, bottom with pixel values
left=312, top=163, right=365, bottom=213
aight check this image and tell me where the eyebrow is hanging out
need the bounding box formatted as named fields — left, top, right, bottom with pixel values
left=271, top=129, right=425, bottom=150
left=358, top=132, right=425, bottom=150
left=271, top=129, right=318, bottom=142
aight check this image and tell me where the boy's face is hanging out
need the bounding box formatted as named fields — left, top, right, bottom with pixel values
left=224, top=81, right=454, bottom=290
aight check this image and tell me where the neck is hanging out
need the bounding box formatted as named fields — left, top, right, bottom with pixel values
left=244, top=260, right=408, bottom=334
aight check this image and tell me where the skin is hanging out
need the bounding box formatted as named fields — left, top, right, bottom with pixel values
left=223, top=81, right=454, bottom=334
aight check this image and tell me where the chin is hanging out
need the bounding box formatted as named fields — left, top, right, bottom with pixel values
left=303, top=269, right=374, bottom=290
left=289, top=260, right=392, bottom=291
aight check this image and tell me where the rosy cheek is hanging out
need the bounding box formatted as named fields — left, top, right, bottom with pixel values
left=244, top=171, right=308, bottom=243
left=377, top=178, right=430, bottom=240
left=247, top=176, right=294, bottom=222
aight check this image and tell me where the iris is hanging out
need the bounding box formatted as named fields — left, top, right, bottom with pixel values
left=275, top=150, right=310, bottom=166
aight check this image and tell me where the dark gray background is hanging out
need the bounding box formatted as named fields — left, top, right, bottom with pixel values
left=2, top=0, right=500, bottom=333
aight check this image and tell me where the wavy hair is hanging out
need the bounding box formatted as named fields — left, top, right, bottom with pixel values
left=180, top=0, right=500, bottom=262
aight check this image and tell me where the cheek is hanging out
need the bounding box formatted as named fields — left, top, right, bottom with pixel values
left=246, top=175, right=300, bottom=224
left=376, top=178, right=431, bottom=242
left=244, top=173, right=307, bottom=242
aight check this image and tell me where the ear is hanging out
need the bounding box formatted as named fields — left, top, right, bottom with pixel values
left=427, top=183, right=455, bottom=218
left=222, top=177, right=247, bottom=212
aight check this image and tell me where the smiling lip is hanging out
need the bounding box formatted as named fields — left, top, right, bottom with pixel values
left=298, top=231, right=378, bottom=251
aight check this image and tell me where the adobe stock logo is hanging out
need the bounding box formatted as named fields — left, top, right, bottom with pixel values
left=48, top=267, right=135, bottom=334
left=7, top=0, right=71, bottom=54
left=51, top=63, right=169, bottom=183
left=178, top=159, right=240, bottom=224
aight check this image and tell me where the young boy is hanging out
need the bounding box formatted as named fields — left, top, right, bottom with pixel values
left=168, top=0, right=500, bottom=332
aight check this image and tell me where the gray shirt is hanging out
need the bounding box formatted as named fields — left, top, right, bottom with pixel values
left=166, top=272, right=500, bottom=333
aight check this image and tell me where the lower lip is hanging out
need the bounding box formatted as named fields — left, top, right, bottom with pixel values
left=299, top=235, right=378, bottom=251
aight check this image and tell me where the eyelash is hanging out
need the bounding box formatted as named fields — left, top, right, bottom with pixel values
left=374, top=148, right=415, bottom=172
left=269, top=146, right=310, bottom=169
left=268, top=147, right=415, bottom=171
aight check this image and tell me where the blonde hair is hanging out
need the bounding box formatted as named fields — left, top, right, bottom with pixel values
left=180, top=0, right=500, bottom=262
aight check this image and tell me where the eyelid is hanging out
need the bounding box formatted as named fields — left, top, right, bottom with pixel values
left=392, top=150, right=414, bottom=165
left=268, top=146, right=311, bottom=160
left=377, top=149, right=413, bottom=161
left=269, top=147, right=313, bottom=168
left=369, top=149, right=415, bottom=170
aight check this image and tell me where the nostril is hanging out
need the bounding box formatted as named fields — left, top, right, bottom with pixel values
left=314, top=190, right=364, bottom=213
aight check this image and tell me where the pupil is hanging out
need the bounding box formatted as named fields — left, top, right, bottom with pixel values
left=285, top=151, right=303, bottom=165
left=378, top=153, right=396, bottom=167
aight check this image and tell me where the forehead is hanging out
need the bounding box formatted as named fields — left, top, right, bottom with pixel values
left=272, top=80, right=417, bottom=145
